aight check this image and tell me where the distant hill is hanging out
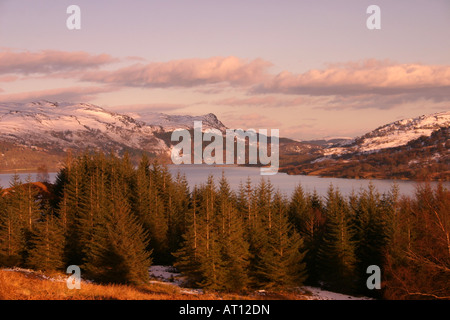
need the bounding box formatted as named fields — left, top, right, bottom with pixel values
left=0, top=101, right=448, bottom=180
left=0, top=101, right=226, bottom=172
left=281, top=113, right=450, bottom=181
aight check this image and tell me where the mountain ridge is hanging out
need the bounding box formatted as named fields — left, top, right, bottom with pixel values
left=0, top=101, right=448, bottom=180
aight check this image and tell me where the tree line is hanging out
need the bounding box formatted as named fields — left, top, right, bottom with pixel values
left=0, top=151, right=448, bottom=299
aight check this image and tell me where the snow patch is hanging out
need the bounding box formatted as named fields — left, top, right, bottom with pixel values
left=301, top=286, right=374, bottom=300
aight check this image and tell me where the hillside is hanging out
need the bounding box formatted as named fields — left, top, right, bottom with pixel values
left=324, top=111, right=450, bottom=156
left=0, top=267, right=372, bottom=301
left=0, top=101, right=228, bottom=172
left=281, top=124, right=450, bottom=181
left=0, top=100, right=319, bottom=172
left=0, top=101, right=448, bottom=180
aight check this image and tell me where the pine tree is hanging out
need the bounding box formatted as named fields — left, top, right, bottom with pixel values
left=173, top=186, right=203, bottom=286
left=216, top=173, right=250, bottom=291
left=288, top=184, right=309, bottom=232
left=196, top=175, right=226, bottom=290
left=289, top=186, right=325, bottom=284
left=83, top=192, right=152, bottom=284
left=318, top=184, right=357, bottom=293
left=256, top=191, right=308, bottom=289
left=0, top=178, right=23, bottom=267
left=353, top=183, right=388, bottom=294
left=27, top=214, right=65, bottom=271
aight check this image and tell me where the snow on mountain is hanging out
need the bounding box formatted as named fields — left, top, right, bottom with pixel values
left=128, top=111, right=227, bottom=131
left=0, top=101, right=225, bottom=156
left=324, top=111, right=450, bottom=156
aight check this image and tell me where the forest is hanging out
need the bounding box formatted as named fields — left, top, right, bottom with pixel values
left=0, top=151, right=448, bottom=300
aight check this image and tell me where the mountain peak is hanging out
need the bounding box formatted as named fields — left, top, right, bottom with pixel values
left=324, top=110, right=449, bottom=156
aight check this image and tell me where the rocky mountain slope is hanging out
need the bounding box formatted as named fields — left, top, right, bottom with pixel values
left=0, top=101, right=448, bottom=180
left=324, top=111, right=450, bottom=156
left=0, top=101, right=228, bottom=171
left=282, top=111, right=450, bottom=181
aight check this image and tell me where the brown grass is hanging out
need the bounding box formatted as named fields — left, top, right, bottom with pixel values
left=0, top=269, right=308, bottom=300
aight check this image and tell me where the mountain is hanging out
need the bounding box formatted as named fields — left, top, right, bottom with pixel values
left=281, top=111, right=450, bottom=181
left=0, top=101, right=226, bottom=172
left=1, top=101, right=448, bottom=180
left=303, top=137, right=353, bottom=148
left=125, top=111, right=227, bottom=131
left=324, top=111, right=450, bottom=156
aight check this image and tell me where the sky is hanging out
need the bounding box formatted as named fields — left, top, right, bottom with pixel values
left=0, top=0, right=449, bottom=140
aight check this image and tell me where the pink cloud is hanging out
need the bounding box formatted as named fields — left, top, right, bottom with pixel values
left=0, top=86, right=116, bottom=103
left=81, top=56, right=272, bottom=88
left=215, top=95, right=304, bottom=108
left=256, top=60, right=450, bottom=97
left=0, top=49, right=116, bottom=75
left=223, top=112, right=282, bottom=129
left=109, top=103, right=189, bottom=113
left=0, top=75, right=19, bottom=82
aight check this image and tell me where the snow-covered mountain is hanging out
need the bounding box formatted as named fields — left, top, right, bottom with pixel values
left=126, top=111, right=227, bottom=131
left=0, top=100, right=226, bottom=157
left=325, top=111, right=450, bottom=156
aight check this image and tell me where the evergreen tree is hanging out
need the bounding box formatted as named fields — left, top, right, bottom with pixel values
left=216, top=173, right=250, bottom=291
left=27, top=214, right=65, bottom=271
left=352, top=183, right=389, bottom=295
left=173, top=186, right=203, bottom=286
left=318, top=184, right=357, bottom=293
left=0, top=178, right=23, bottom=267
left=289, top=187, right=325, bottom=284
left=257, top=191, right=308, bottom=289
left=83, top=192, right=152, bottom=284
left=196, top=175, right=226, bottom=290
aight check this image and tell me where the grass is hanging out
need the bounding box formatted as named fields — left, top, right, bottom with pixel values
left=0, top=269, right=309, bottom=300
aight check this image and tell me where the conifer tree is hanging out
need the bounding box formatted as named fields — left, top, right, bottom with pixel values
left=173, top=186, right=203, bottom=286
left=169, top=172, right=191, bottom=256
left=0, top=178, right=23, bottom=267
left=27, top=214, right=65, bottom=271
left=62, top=159, right=90, bottom=265
left=289, top=186, right=325, bottom=284
left=352, top=183, right=388, bottom=293
left=256, top=191, right=308, bottom=289
left=318, top=184, right=357, bottom=292
left=196, top=175, right=226, bottom=290
left=83, top=192, right=152, bottom=284
left=216, top=173, right=250, bottom=291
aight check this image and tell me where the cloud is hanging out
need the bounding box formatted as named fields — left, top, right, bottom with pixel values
left=109, top=103, right=189, bottom=113
left=0, top=50, right=116, bottom=75
left=222, top=112, right=282, bottom=129
left=81, top=56, right=272, bottom=88
left=0, top=75, right=19, bottom=82
left=215, top=95, right=304, bottom=108
left=0, top=86, right=116, bottom=103
left=255, top=60, right=450, bottom=99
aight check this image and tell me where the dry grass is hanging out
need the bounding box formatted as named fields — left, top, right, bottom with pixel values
left=0, top=269, right=308, bottom=300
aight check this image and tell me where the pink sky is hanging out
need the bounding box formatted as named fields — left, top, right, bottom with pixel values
left=0, top=0, right=449, bottom=139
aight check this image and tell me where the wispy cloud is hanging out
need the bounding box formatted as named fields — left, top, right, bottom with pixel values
left=254, top=59, right=450, bottom=100
left=2, top=49, right=449, bottom=112
left=80, top=56, right=272, bottom=88
left=0, top=86, right=116, bottom=103
left=0, top=49, right=116, bottom=75
left=109, top=103, right=189, bottom=113
left=222, top=112, right=282, bottom=129
left=215, top=95, right=304, bottom=108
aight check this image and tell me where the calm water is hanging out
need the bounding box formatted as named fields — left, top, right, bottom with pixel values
left=1, top=165, right=446, bottom=198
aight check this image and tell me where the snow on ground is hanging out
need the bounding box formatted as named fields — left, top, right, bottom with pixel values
left=300, top=286, right=373, bottom=300
left=148, top=265, right=185, bottom=286
left=2, top=265, right=374, bottom=300
left=1, top=267, right=93, bottom=284
left=148, top=265, right=204, bottom=295
left=149, top=265, right=373, bottom=300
